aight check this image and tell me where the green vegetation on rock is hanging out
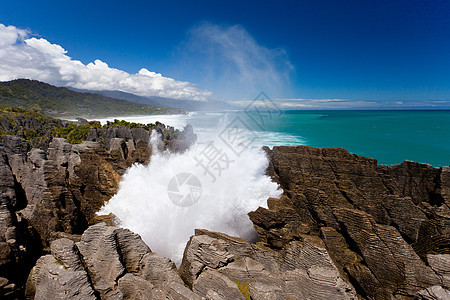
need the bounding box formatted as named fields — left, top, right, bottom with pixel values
left=203, top=268, right=252, bottom=300
left=54, top=259, right=68, bottom=270
left=232, top=280, right=252, bottom=300
left=52, top=124, right=91, bottom=144
left=0, top=107, right=159, bottom=148
left=108, top=119, right=142, bottom=129
left=0, top=106, right=194, bottom=155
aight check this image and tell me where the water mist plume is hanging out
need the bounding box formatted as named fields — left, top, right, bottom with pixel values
left=99, top=123, right=282, bottom=265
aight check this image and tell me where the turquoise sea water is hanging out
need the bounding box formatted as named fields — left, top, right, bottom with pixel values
left=244, top=110, right=450, bottom=167
left=95, top=110, right=450, bottom=167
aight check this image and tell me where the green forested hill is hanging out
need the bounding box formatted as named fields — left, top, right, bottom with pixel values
left=0, top=79, right=183, bottom=117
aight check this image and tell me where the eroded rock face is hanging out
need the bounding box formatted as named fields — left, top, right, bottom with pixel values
left=28, top=225, right=359, bottom=300
left=249, top=146, right=450, bottom=299
left=6, top=140, right=450, bottom=299
left=0, top=122, right=196, bottom=298
left=26, top=254, right=96, bottom=300
left=26, top=223, right=196, bottom=300
left=0, top=139, right=42, bottom=299
left=26, top=217, right=450, bottom=299
left=179, top=229, right=357, bottom=300
left=417, top=286, right=450, bottom=300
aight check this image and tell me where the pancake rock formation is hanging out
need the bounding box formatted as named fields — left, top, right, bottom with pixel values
left=0, top=112, right=195, bottom=298
left=0, top=111, right=448, bottom=299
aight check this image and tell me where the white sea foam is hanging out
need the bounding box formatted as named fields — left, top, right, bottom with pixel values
left=99, top=117, right=283, bottom=264
left=90, top=114, right=192, bottom=130
left=91, top=112, right=306, bottom=147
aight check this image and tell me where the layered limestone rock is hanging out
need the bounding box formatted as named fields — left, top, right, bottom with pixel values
left=28, top=224, right=357, bottom=300
left=417, top=286, right=450, bottom=300
left=4, top=138, right=450, bottom=299
left=249, top=145, right=450, bottom=299
left=26, top=223, right=197, bottom=300
left=0, top=121, right=195, bottom=298
left=179, top=229, right=358, bottom=300
left=26, top=224, right=450, bottom=300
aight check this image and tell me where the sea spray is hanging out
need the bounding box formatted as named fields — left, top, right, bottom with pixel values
left=99, top=121, right=282, bottom=265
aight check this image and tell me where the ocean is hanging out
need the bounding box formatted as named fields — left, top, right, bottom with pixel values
left=95, top=110, right=450, bottom=167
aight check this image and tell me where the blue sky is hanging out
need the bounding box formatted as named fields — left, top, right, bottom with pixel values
left=0, top=0, right=449, bottom=108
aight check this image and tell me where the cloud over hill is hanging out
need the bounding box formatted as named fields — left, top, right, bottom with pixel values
left=0, top=24, right=212, bottom=101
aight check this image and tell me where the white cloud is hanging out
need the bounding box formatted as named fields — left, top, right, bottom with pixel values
left=232, top=98, right=450, bottom=109
left=0, top=24, right=27, bottom=47
left=0, top=24, right=212, bottom=101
